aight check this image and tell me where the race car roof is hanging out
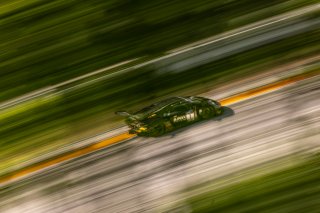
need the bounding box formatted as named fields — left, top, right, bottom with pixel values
left=134, top=97, right=185, bottom=115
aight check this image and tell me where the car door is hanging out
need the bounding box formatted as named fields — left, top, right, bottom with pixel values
left=169, top=101, right=195, bottom=126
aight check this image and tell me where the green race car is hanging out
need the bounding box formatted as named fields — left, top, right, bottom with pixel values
left=116, top=96, right=223, bottom=136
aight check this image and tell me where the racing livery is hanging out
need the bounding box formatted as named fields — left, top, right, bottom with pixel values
left=116, top=96, right=223, bottom=136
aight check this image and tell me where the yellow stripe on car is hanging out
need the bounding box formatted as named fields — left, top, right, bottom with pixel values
left=140, top=127, right=147, bottom=131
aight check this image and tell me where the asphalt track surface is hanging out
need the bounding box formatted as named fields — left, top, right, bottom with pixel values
left=1, top=75, right=319, bottom=213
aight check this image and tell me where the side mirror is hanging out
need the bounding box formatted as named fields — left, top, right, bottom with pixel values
left=115, top=111, right=131, bottom=117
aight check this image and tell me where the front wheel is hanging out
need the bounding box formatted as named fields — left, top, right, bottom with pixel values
left=198, top=107, right=214, bottom=119
left=216, top=107, right=224, bottom=115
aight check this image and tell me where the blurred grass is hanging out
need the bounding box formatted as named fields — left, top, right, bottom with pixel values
left=186, top=155, right=320, bottom=212
left=0, top=0, right=316, bottom=101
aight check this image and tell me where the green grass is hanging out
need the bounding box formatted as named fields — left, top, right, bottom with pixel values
left=186, top=155, right=320, bottom=213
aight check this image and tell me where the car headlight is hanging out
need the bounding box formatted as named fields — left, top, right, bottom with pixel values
left=208, top=100, right=221, bottom=107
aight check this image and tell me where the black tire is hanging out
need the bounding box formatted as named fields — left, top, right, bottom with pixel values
left=149, top=122, right=166, bottom=137
left=198, top=107, right=214, bottom=119
left=216, top=106, right=224, bottom=115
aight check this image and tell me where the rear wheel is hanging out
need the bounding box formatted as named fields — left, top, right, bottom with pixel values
left=149, top=122, right=166, bottom=136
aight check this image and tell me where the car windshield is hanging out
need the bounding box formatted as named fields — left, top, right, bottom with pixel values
left=134, top=97, right=183, bottom=115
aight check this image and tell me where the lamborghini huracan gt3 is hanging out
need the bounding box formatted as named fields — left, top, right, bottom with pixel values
left=116, top=96, right=223, bottom=136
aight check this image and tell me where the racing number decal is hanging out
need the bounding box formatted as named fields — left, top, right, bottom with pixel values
left=186, top=111, right=196, bottom=121
left=173, top=111, right=196, bottom=123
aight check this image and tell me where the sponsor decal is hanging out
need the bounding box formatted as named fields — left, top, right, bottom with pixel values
left=173, top=111, right=196, bottom=122
left=173, top=115, right=186, bottom=122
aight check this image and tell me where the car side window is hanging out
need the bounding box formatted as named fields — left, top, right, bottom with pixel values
left=173, top=105, right=186, bottom=112
left=161, top=106, right=172, bottom=117
left=171, top=102, right=190, bottom=114
left=162, top=102, right=191, bottom=117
